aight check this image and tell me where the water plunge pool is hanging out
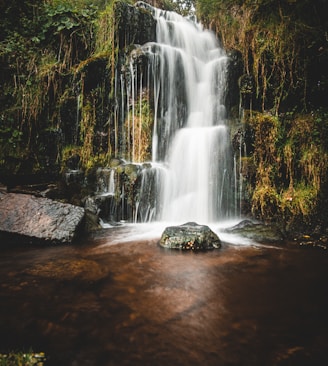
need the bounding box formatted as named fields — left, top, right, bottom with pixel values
left=0, top=228, right=328, bottom=365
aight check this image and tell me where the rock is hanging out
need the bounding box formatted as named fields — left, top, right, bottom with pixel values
left=159, top=222, right=221, bottom=250
left=224, top=219, right=285, bottom=243
left=0, top=193, right=85, bottom=244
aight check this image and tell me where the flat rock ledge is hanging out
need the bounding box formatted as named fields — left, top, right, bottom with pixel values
left=159, top=222, right=221, bottom=250
left=224, top=219, right=285, bottom=243
left=0, top=193, right=85, bottom=244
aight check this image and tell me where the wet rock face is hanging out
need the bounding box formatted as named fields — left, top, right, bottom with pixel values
left=224, top=219, right=285, bottom=243
left=0, top=193, right=85, bottom=244
left=159, top=222, right=221, bottom=250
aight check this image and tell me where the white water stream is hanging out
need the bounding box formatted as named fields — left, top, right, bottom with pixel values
left=96, top=3, right=237, bottom=230
left=137, top=3, right=233, bottom=224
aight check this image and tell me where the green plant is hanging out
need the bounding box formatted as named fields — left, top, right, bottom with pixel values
left=244, top=109, right=328, bottom=227
left=41, top=1, right=98, bottom=67
left=125, top=95, right=153, bottom=162
left=280, top=183, right=317, bottom=228
left=0, top=351, right=46, bottom=366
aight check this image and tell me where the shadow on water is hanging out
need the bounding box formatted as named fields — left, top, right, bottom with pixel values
left=0, top=226, right=328, bottom=365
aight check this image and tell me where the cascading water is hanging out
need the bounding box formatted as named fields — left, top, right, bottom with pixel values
left=94, top=3, right=237, bottom=226
left=133, top=3, right=234, bottom=224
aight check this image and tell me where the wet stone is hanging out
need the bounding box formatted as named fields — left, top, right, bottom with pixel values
left=159, top=222, right=221, bottom=250
left=224, top=219, right=285, bottom=243
left=0, top=193, right=85, bottom=244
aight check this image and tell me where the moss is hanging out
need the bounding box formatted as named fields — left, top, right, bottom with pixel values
left=0, top=0, right=157, bottom=183
left=124, top=95, right=153, bottom=162
left=0, top=351, right=46, bottom=365
left=251, top=184, right=280, bottom=220
left=247, top=111, right=280, bottom=179
left=244, top=110, right=328, bottom=228
left=108, top=158, right=120, bottom=167
left=280, top=183, right=318, bottom=231
left=61, top=145, right=81, bottom=168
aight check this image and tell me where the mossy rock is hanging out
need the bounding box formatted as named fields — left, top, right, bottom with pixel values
left=124, top=163, right=139, bottom=175
left=116, top=164, right=125, bottom=174
left=109, top=158, right=123, bottom=168
left=160, top=222, right=221, bottom=251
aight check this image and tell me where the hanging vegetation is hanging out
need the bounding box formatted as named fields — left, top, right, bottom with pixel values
left=196, top=0, right=328, bottom=114
left=0, top=0, right=156, bottom=178
left=245, top=110, right=328, bottom=229
left=0, top=0, right=99, bottom=178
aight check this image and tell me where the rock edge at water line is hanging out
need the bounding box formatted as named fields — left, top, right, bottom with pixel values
left=223, top=219, right=285, bottom=243
left=0, top=192, right=85, bottom=244
left=159, top=222, right=221, bottom=250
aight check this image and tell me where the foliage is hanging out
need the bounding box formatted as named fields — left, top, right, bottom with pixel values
left=246, top=112, right=281, bottom=218
left=41, top=1, right=98, bottom=65
left=281, top=183, right=317, bottom=223
left=0, top=351, right=46, bottom=366
left=125, top=95, right=153, bottom=162
left=80, top=97, right=97, bottom=168
left=93, top=0, right=122, bottom=82
left=245, top=109, right=328, bottom=228
left=196, top=0, right=328, bottom=114
left=163, top=0, right=195, bottom=15
left=0, top=0, right=99, bottom=174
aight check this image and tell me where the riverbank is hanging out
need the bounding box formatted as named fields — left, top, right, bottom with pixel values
left=0, top=228, right=327, bottom=365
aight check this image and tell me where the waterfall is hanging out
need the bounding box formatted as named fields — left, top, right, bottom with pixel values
left=134, top=3, right=233, bottom=224
left=96, top=168, right=115, bottom=196
left=97, top=3, right=236, bottom=225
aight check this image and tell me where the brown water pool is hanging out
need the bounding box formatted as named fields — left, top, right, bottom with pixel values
left=0, top=227, right=328, bottom=365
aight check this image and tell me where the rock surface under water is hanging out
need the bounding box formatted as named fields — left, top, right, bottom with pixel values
left=160, top=222, right=221, bottom=250
left=0, top=192, right=85, bottom=244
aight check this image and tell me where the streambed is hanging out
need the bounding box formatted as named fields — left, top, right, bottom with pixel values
left=0, top=227, right=327, bottom=365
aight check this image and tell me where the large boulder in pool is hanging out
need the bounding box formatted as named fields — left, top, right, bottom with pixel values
left=160, top=222, right=221, bottom=250
left=0, top=192, right=85, bottom=244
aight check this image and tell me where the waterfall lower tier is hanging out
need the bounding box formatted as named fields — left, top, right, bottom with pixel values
left=161, top=126, right=232, bottom=223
